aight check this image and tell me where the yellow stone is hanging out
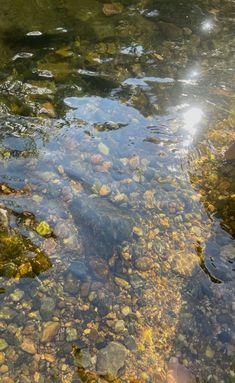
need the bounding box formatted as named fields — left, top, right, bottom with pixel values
left=133, top=226, right=144, bottom=237
left=99, top=185, right=111, bottom=196
left=230, top=194, right=235, bottom=201
left=36, top=221, right=52, bottom=236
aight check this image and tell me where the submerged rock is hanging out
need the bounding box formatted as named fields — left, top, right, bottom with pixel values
left=96, top=341, right=127, bottom=376
left=157, top=21, right=183, bottom=40
left=224, top=141, right=235, bottom=160
left=41, top=321, right=60, bottom=343
left=70, top=196, right=134, bottom=259
left=167, top=357, right=196, bottom=383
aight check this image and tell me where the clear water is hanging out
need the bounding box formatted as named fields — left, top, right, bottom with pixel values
left=0, top=1, right=234, bottom=382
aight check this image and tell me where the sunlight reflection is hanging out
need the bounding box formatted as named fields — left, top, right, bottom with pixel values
left=201, top=19, right=214, bottom=32
left=183, top=107, right=203, bottom=136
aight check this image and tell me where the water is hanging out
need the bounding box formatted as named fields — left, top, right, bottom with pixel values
left=0, top=0, right=234, bottom=382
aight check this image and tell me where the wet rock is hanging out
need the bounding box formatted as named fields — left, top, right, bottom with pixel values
left=9, top=288, right=24, bottom=302
left=67, top=261, right=89, bottom=281
left=66, top=328, right=78, bottom=342
left=0, top=262, right=18, bottom=278
left=194, top=309, right=212, bottom=337
left=74, top=349, right=92, bottom=369
left=217, top=330, right=232, bottom=343
left=135, top=257, right=153, bottom=271
left=224, top=141, right=235, bottom=160
left=0, top=351, right=5, bottom=365
left=70, top=196, right=134, bottom=259
left=41, top=321, right=60, bottom=343
left=157, top=21, right=183, bottom=40
left=123, top=336, right=137, bottom=351
left=64, top=273, right=80, bottom=295
left=88, top=257, right=109, bottom=280
left=0, top=207, right=8, bottom=231
left=205, top=345, right=215, bottom=359
left=40, top=296, right=56, bottom=320
left=114, top=277, right=130, bottom=289
left=129, top=274, right=144, bottom=290
left=0, top=338, right=8, bottom=351
left=167, top=357, right=196, bottom=383
left=97, top=341, right=127, bottom=376
left=102, top=3, right=123, bottom=17
left=1, top=378, right=14, bottom=383
left=114, top=320, right=126, bottom=334
left=20, top=338, right=37, bottom=354
left=0, top=307, right=17, bottom=321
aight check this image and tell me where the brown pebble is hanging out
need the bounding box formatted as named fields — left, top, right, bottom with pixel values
left=0, top=351, right=5, bottom=365
left=41, top=322, right=60, bottom=343
left=1, top=378, right=14, bottom=383
left=0, top=364, right=9, bottom=373
left=20, top=338, right=37, bottom=354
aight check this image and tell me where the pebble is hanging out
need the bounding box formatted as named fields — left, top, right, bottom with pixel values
left=0, top=339, right=8, bottom=351
left=0, top=352, right=5, bottom=365
left=121, top=306, right=131, bottom=316
left=97, top=341, right=127, bottom=376
left=114, top=277, right=130, bottom=289
left=206, top=345, right=215, bottom=359
left=0, top=364, right=8, bottom=373
left=9, top=288, right=24, bottom=302
left=1, top=378, right=14, bottom=383
left=114, top=320, right=126, bottom=334
left=41, top=322, right=60, bottom=343
left=99, top=185, right=111, bottom=196
left=20, top=338, right=37, bottom=354
left=66, top=328, right=78, bottom=342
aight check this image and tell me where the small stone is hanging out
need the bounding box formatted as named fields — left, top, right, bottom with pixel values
left=68, top=261, right=89, bottom=281
left=99, top=185, right=111, bottom=196
left=40, top=296, right=56, bottom=320
left=217, top=330, right=232, bottom=343
left=74, top=349, right=92, bottom=369
left=0, top=352, right=5, bottom=365
left=98, top=142, right=109, bottom=155
left=66, top=328, right=78, bottom=342
left=114, top=320, right=126, bottom=334
left=88, top=257, right=109, bottom=279
left=114, top=277, right=130, bottom=289
left=20, top=338, right=37, bottom=354
left=0, top=339, right=8, bottom=351
left=36, top=221, right=52, bottom=236
left=97, top=341, right=127, bottom=376
left=135, top=257, right=153, bottom=271
left=0, top=365, right=8, bottom=373
left=133, top=226, right=143, bottom=237
left=41, top=322, right=60, bottom=343
left=121, top=306, right=131, bottom=316
left=102, top=3, right=123, bottom=16
left=1, top=378, right=14, bottom=383
left=43, top=353, right=56, bottom=363
left=205, top=345, right=215, bottom=359
left=10, top=288, right=24, bottom=302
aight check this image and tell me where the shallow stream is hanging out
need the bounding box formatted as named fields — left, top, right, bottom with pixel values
left=0, top=1, right=234, bottom=382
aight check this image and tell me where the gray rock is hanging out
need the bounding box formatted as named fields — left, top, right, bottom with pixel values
left=75, top=349, right=92, bottom=369
left=97, top=341, right=127, bottom=376
left=129, top=274, right=144, bottom=290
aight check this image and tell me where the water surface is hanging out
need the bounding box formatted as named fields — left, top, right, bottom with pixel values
left=0, top=1, right=234, bottom=382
